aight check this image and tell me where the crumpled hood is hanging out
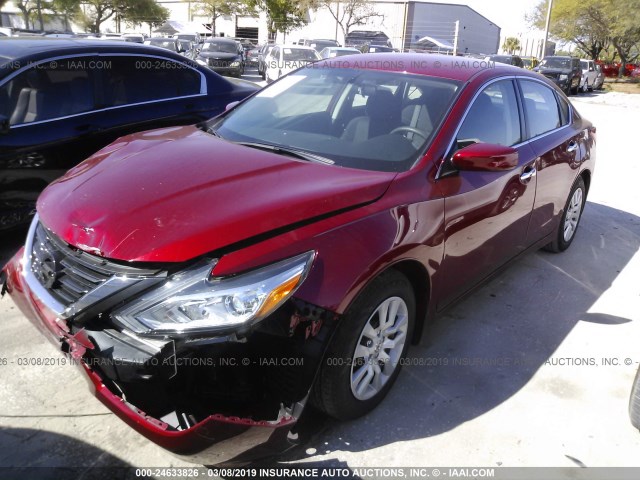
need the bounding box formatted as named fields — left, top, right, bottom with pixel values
left=37, top=126, right=396, bottom=263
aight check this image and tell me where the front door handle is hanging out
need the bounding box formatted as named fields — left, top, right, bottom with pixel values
left=520, top=165, right=537, bottom=185
left=567, top=141, right=579, bottom=153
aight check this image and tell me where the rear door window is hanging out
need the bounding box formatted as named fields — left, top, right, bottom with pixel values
left=100, top=56, right=202, bottom=107
left=520, top=80, right=562, bottom=138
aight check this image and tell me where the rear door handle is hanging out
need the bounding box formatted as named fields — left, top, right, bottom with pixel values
left=567, top=141, right=579, bottom=153
left=520, top=165, right=537, bottom=184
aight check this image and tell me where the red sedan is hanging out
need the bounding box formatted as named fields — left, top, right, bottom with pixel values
left=1, top=54, right=595, bottom=464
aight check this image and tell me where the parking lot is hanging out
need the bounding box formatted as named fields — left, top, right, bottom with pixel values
left=1, top=88, right=639, bottom=475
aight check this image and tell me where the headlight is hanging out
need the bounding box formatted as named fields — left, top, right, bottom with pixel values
left=196, top=58, right=207, bottom=66
left=230, top=60, right=241, bottom=67
left=113, top=251, right=315, bottom=336
left=559, top=74, right=568, bottom=80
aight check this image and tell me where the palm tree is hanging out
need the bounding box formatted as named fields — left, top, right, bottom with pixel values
left=502, top=37, right=521, bottom=54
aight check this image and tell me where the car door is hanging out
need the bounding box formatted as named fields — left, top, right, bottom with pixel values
left=88, top=54, right=210, bottom=149
left=0, top=57, right=101, bottom=229
left=436, top=78, right=537, bottom=308
left=518, top=78, right=586, bottom=245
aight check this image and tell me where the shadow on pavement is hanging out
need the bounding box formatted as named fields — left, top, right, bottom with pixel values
left=0, top=427, right=133, bottom=479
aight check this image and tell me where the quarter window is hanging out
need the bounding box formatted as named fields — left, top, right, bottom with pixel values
left=456, top=79, right=521, bottom=148
left=0, top=59, right=95, bottom=126
left=520, top=80, right=561, bottom=138
left=101, top=57, right=201, bottom=107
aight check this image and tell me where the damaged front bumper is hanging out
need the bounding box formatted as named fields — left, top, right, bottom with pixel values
left=2, top=235, right=337, bottom=464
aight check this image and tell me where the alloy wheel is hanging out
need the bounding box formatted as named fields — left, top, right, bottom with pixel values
left=350, top=296, right=408, bottom=401
left=563, top=186, right=583, bottom=242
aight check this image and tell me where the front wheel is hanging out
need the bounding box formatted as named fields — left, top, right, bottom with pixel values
left=311, top=270, right=415, bottom=420
left=544, top=176, right=586, bottom=252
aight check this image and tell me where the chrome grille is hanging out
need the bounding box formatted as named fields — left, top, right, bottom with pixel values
left=28, top=220, right=160, bottom=314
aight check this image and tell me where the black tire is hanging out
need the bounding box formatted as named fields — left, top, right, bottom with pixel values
left=630, top=366, right=640, bottom=430
left=544, top=176, right=586, bottom=253
left=311, top=269, right=416, bottom=420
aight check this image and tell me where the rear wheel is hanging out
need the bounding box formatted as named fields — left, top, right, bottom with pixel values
left=544, top=176, right=586, bottom=252
left=630, top=366, right=640, bottom=430
left=311, top=270, right=415, bottom=420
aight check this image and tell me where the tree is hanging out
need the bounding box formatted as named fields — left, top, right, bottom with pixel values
left=320, top=0, right=383, bottom=41
left=248, top=0, right=314, bottom=40
left=502, top=37, right=521, bottom=54
left=80, top=0, right=169, bottom=33
left=528, top=0, right=640, bottom=69
left=15, top=0, right=36, bottom=29
left=190, top=0, right=250, bottom=36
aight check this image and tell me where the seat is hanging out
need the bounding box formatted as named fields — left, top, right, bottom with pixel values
left=342, top=89, right=401, bottom=142
left=9, top=87, right=34, bottom=125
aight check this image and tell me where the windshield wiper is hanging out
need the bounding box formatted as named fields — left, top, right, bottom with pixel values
left=236, top=142, right=335, bottom=165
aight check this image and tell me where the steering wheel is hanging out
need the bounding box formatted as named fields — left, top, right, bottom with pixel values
left=390, top=126, right=427, bottom=140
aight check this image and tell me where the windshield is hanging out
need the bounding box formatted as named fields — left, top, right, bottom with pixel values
left=202, top=41, right=238, bottom=53
left=540, top=57, right=571, bottom=69
left=208, top=67, right=460, bottom=173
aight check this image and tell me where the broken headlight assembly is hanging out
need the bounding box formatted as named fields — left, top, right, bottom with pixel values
left=113, top=251, right=315, bottom=336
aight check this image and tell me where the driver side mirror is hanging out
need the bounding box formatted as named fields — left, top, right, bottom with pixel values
left=0, top=115, right=9, bottom=135
left=452, top=143, right=518, bottom=172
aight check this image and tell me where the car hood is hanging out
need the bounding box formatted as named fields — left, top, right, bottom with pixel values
left=37, top=126, right=396, bottom=263
left=198, top=52, right=239, bottom=60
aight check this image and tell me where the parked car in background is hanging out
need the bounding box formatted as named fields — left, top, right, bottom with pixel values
left=319, top=47, right=360, bottom=59
left=258, top=43, right=275, bottom=79
left=521, top=56, right=539, bottom=70
left=593, top=63, right=605, bottom=89
left=2, top=53, right=595, bottom=465
left=486, top=54, right=524, bottom=67
left=143, top=37, right=190, bottom=56
left=580, top=59, right=598, bottom=92
left=246, top=47, right=260, bottom=66
left=536, top=56, right=581, bottom=95
left=196, top=38, right=245, bottom=77
left=410, top=35, right=454, bottom=54
left=122, top=33, right=144, bottom=43
left=360, top=44, right=396, bottom=53
left=0, top=39, right=257, bottom=231
left=174, top=32, right=202, bottom=46
left=597, top=61, right=636, bottom=77
left=345, top=30, right=392, bottom=48
left=303, top=39, right=340, bottom=52
left=264, top=45, right=320, bottom=83
left=177, top=39, right=197, bottom=59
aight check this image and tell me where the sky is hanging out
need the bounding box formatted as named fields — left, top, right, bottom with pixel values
left=432, top=0, right=543, bottom=36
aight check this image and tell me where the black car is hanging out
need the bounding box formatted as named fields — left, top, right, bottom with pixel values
left=196, top=38, right=245, bottom=77
left=485, top=54, right=524, bottom=68
left=536, top=56, right=581, bottom=95
left=345, top=30, right=392, bottom=48
left=0, top=39, right=258, bottom=232
left=359, top=44, right=396, bottom=53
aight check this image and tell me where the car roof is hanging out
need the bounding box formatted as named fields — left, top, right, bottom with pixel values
left=0, top=38, right=193, bottom=75
left=278, top=44, right=317, bottom=50
left=318, top=53, right=525, bottom=82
